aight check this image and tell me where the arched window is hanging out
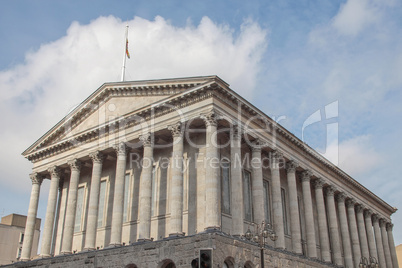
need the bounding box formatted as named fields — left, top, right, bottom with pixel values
left=244, top=260, right=254, bottom=268
left=159, top=259, right=176, bottom=268
left=125, top=264, right=138, bottom=268
left=223, top=256, right=235, bottom=268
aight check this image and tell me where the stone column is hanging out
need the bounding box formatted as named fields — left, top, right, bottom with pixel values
left=168, top=122, right=185, bottom=236
left=231, top=125, right=243, bottom=236
left=138, top=134, right=154, bottom=240
left=336, top=193, right=353, bottom=268
left=313, top=179, right=331, bottom=262
left=301, top=170, right=317, bottom=258
left=61, top=159, right=82, bottom=254
left=356, top=205, right=369, bottom=260
left=201, top=111, right=220, bottom=230
left=21, top=173, right=43, bottom=261
left=286, top=160, right=302, bottom=254
left=364, top=210, right=377, bottom=260
left=373, top=214, right=386, bottom=267
left=346, top=199, right=361, bottom=267
left=325, top=186, right=343, bottom=266
left=110, top=143, right=128, bottom=245
left=271, top=150, right=285, bottom=249
left=380, top=219, right=393, bottom=268
left=84, top=151, right=104, bottom=250
left=251, top=142, right=265, bottom=225
left=51, top=180, right=63, bottom=255
left=40, top=167, right=61, bottom=257
left=387, top=223, right=399, bottom=268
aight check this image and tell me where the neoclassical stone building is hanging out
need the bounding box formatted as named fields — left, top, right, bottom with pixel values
left=18, top=76, right=398, bottom=267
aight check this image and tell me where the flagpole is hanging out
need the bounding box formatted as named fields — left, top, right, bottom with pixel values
left=121, top=24, right=129, bottom=82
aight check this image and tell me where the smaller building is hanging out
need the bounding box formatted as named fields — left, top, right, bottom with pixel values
left=0, top=214, right=41, bottom=265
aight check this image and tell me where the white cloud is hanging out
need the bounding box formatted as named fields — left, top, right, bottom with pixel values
left=332, top=0, right=381, bottom=36
left=0, top=15, right=267, bottom=192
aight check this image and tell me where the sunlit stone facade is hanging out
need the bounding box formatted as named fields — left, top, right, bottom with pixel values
left=18, top=76, right=398, bottom=267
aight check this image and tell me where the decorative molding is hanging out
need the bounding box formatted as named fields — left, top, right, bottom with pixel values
left=167, top=122, right=183, bottom=138
left=89, top=151, right=104, bottom=164
left=286, top=160, right=298, bottom=173
left=47, top=166, right=61, bottom=178
left=67, top=159, right=82, bottom=171
left=30, top=173, right=43, bottom=185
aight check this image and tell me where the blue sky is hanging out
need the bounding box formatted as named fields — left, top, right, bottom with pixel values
left=1, top=0, right=402, bottom=249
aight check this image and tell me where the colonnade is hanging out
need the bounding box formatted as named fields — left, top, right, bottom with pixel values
left=21, top=116, right=398, bottom=268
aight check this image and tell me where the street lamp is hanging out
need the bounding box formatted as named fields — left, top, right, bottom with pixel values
left=244, top=221, right=277, bottom=268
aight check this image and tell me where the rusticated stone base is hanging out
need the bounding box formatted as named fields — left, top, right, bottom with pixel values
left=4, top=231, right=339, bottom=268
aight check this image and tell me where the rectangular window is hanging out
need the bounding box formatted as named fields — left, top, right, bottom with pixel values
left=74, top=186, right=85, bottom=233
left=151, top=166, right=157, bottom=216
left=19, top=233, right=24, bottom=243
left=221, top=161, right=231, bottom=214
left=263, top=180, right=271, bottom=224
left=16, top=247, right=22, bottom=259
left=281, top=188, right=289, bottom=234
left=97, top=180, right=107, bottom=228
left=123, top=173, right=130, bottom=222
left=243, top=170, right=253, bottom=221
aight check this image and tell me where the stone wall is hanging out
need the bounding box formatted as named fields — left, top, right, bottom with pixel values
left=5, top=231, right=338, bottom=268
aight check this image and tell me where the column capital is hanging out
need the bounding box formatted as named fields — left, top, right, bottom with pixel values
left=346, top=198, right=356, bottom=208
left=58, top=178, right=64, bottom=191
left=325, top=185, right=336, bottom=196
left=313, top=178, right=325, bottom=189
left=355, top=204, right=364, bottom=213
left=301, top=170, right=312, bottom=182
left=67, top=159, right=82, bottom=171
left=231, top=124, right=241, bottom=140
left=379, top=218, right=387, bottom=227
left=139, top=133, right=152, bottom=147
left=47, top=166, right=61, bottom=178
left=114, top=142, right=128, bottom=155
left=364, top=209, right=373, bottom=218
left=30, top=173, right=43, bottom=185
left=201, top=110, right=218, bottom=127
left=271, top=150, right=283, bottom=161
left=167, top=122, right=183, bottom=137
left=386, top=223, right=394, bottom=231
left=336, top=192, right=347, bottom=202
left=372, top=213, right=380, bottom=222
left=89, top=151, right=104, bottom=164
left=286, top=160, right=298, bottom=173
left=251, top=138, right=263, bottom=152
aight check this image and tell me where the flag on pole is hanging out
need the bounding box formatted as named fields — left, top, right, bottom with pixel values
left=126, top=38, right=130, bottom=59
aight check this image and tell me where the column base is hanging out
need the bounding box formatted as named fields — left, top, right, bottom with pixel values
left=169, top=232, right=185, bottom=237
left=82, top=247, right=96, bottom=251
left=106, top=243, right=122, bottom=248
left=137, top=238, right=154, bottom=242
left=20, top=258, right=31, bottom=262
left=204, top=226, right=221, bottom=231
left=38, top=254, right=52, bottom=259
left=60, top=251, right=72, bottom=255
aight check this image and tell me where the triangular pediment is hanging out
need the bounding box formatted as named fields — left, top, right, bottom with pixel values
left=23, top=76, right=225, bottom=158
